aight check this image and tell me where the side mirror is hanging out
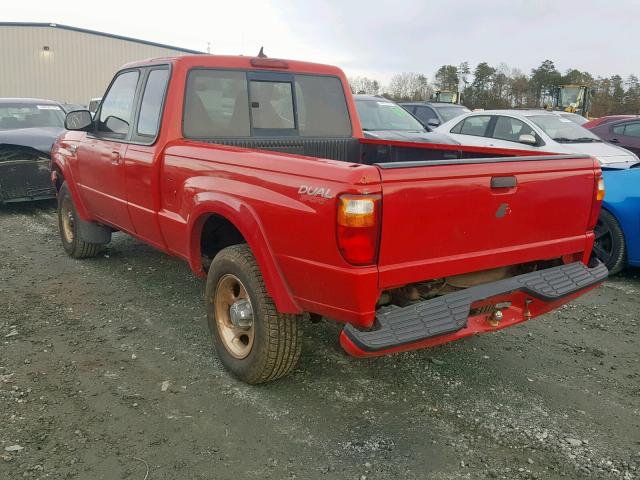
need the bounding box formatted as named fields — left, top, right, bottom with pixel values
left=427, top=119, right=440, bottom=127
left=65, top=110, right=93, bottom=131
left=518, top=134, right=537, bottom=146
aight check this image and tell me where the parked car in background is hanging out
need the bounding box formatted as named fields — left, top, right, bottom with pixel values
left=61, top=103, right=86, bottom=114
left=588, top=118, right=640, bottom=156
left=354, top=95, right=459, bottom=145
left=436, top=109, right=640, bottom=273
left=399, top=102, right=470, bottom=128
left=436, top=109, right=639, bottom=168
left=88, top=97, right=102, bottom=116
left=593, top=167, right=640, bottom=274
left=583, top=115, right=639, bottom=130
left=0, top=98, right=66, bottom=203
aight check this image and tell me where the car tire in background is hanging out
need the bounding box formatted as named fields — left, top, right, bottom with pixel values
left=593, top=209, right=626, bottom=275
left=57, top=182, right=103, bottom=259
left=205, top=244, right=303, bottom=384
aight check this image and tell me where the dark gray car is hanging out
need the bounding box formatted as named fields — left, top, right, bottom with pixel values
left=0, top=98, right=66, bottom=203
left=354, top=95, right=459, bottom=145
left=399, top=102, right=471, bottom=128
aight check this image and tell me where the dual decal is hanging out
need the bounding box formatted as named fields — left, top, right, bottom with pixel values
left=298, top=185, right=333, bottom=199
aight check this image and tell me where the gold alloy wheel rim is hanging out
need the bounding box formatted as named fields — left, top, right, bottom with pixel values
left=214, top=274, right=255, bottom=359
left=61, top=197, right=75, bottom=244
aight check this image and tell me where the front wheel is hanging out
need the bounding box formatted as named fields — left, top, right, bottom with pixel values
left=593, top=209, right=626, bottom=275
left=205, top=244, right=303, bottom=384
left=57, top=183, right=103, bottom=259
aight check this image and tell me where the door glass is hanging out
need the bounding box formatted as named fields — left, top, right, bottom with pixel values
left=137, top=69, right=169, bottom=137
left=492, top=116, right=535, bottom=142
left=459, top=116, right=491, bottom=137
left=624, top=122, right=640, bottom=138
left=97, top=71, right=140, bottom=138
left=249, top=81, right=295, bottom=130
left=612, top=124, right=625, bottom=135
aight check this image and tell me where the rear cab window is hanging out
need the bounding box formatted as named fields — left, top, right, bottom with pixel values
left=183, top=69, right=351, bottom=138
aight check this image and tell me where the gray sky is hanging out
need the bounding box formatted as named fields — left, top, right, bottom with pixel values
left=6, top=0, right=639, bottom=83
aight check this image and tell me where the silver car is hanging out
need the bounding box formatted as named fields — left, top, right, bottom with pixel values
left=436, top=109, right=638, bottom=168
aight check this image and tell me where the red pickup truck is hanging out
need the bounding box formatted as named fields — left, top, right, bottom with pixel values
left=52, top=54, right=607, bottom=383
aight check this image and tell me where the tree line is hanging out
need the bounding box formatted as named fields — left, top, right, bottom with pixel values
left=349, top=60, right=640, bottom=117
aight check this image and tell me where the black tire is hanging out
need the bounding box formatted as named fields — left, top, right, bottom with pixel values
left=593, top=209, right=626, bottom=275
left=205, top=244, right=303, bottom=384
left=57, top=182, right=103, bottom=259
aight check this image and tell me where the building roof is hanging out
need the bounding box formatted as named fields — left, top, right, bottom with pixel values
left=0, top=22, right=204, bottom=54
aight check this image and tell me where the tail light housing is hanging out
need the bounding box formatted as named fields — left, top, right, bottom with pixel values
left=336, top=194, right=381, bottom=266
left=587, top=174, right=605, bottom=230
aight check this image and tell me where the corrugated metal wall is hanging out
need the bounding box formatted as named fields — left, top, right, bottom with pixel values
left=0, top=25, right=193, bottom=104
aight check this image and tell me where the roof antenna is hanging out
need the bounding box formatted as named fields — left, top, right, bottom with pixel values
left=257, top=46, right=267, bottom=58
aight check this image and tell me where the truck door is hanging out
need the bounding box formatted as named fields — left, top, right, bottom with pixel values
left=123, top=67, right=170, bottom=248
left=76, top=69, right=140, bottom=232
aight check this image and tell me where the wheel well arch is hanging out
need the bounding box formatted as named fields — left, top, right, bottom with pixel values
left=52, top=164, right=65, bottom=192
left=189, top=208, right=301, bottom=314
left=198, top=213, right=246, bottom=271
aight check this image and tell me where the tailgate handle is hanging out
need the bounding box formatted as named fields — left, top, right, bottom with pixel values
left=491, top=176, right=517, bottom=189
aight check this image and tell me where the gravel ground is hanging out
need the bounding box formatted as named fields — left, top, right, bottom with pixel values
left=1, top=202, right=639, bottom=480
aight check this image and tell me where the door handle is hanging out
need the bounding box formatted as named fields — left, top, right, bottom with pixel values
left=610, top=138, right=620, bottom=144
left=491, top=176, right=517, bottom=188
left=110, top=151, right=121, bottom=164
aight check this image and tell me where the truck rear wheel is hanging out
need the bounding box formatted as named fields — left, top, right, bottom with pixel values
left=205, top=244, right=303, bottom=384
left=57, top=182, right=103, bottom=259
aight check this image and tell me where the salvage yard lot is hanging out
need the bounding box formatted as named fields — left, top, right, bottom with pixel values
left=1, top=202, right=639, bottom=480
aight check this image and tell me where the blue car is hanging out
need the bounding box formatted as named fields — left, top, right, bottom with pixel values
left=595, top=167, right=640, bottom=274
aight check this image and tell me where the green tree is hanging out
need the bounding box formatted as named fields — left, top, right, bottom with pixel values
left=434, top=65, right=459, bottom=91
left=530, top=60, right=561, bottom=106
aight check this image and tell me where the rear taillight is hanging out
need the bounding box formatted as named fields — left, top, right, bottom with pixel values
left=587, top=174, right=605, bottom=230
left=596, top=177, right=605, bottom=201
left=337, top=194, right=381, bottom=266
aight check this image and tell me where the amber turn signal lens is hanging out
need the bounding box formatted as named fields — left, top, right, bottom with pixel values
left=337, top=195, right=378, bottom=227
left=596, top=177, right=605, bottom=201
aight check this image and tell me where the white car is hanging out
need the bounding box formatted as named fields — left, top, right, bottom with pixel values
left=436, top=109, right=639, bottom=168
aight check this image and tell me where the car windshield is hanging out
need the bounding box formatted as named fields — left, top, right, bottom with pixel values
left=356, top=99, right=425, bottom=131
left=0, top=103, right=65, bottom=130
left=528, top=115, right=601, bottom=143
left=436, top=105, right=471, bottom=123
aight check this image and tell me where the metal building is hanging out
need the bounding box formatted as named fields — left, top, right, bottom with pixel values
left=0, top=22, right=202, bottom=105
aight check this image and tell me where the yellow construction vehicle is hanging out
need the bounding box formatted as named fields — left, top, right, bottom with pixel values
left=431, top=90, right=461, bottom=104
left=554, top=85, right=591, bottom=118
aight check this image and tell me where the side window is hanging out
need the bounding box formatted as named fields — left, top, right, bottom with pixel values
left=183, top=70, right=250, bottom=138
left=492, top=116, right=535, bottom=142
left=414, top=106, right=438, bottom=124
left=623, top=122, right=640, bottom=137
left=612, top=124, right=625, bottom=135
left=136, top=69, right=169, bottom=138
left=458, top=116, right=491, bottom=137
left=97, top=70, right=140, bottom=138
left=249, top=80, right=295, bottom=130
left=450, top=119, right=464, bottom=134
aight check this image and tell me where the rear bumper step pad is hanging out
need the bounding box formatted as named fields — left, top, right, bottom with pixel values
left=343, top=261, right=607, bottom=353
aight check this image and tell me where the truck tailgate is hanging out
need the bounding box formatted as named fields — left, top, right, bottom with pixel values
left=376, top=155, right=598, bottom=288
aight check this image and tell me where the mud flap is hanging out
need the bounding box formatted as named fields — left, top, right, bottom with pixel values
left=77, top=218, right=112, bottom=244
